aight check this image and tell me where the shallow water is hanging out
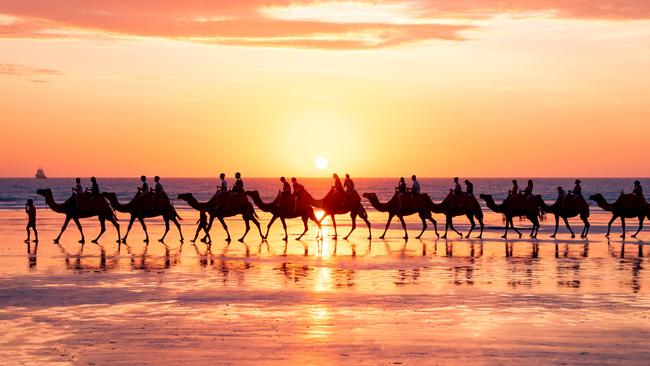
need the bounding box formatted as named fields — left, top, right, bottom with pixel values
left=1, top=198, right=650, bottom=364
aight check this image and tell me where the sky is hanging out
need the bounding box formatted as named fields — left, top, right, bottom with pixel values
left=1, top=0, right=649, bottom=178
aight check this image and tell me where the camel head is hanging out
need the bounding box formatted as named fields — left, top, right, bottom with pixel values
left=177, top=193, right=193, bottom=201
left=101, top=192, right=117, bottom=201
left=362, top=192, right=377, bottom=201
left=478, top=193, right=492, bottom=201
left=589, top=193, right=604, bottom=202
left=245, top=190, right=259, bottom=198
left=36, top=188, right=52, bottom=197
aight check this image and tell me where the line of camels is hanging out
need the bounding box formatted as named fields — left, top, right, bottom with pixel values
left=35, top=185, right=650, bottom=244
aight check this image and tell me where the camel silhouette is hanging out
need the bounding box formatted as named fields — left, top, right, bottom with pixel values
left=479, top=194, right=541, bottom=238
left=536, top=195, right=590, bottom=238
left=177, top=192, right=262, bottom=242
left=246, top=190, right=322, bottom=241
left=362, top=192, right=438, bottom=240
left=425, top=193, right=484, bottom=239
left=102, top=192, right=183, bottom=243
left=589, top=193, right=649, bottom=238
left=303, top=189, right=372, bottom=240
left=37, top=189, right=120, bottom=244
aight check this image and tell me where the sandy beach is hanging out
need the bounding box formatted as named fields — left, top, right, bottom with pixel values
left=1, top=206, right=649, bottom=365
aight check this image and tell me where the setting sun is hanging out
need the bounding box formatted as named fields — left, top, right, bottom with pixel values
left=315, top=156, right=329, bottom=170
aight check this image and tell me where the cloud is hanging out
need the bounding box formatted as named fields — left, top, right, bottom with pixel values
left=0, top=1, right=648, bottom=50
left=0, top=63, right=64, bottom=82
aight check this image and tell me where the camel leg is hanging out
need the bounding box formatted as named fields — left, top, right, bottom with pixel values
left=531, top=216, right=540, bottom=238
left=399, top=215, right=409, bottom=240
left=160, top=218, right=170, bottom=242
left=477, top=214, right=484, bottom=239
left=238, top=217, right=251, bottom=242
left=428, top=215, right=439, bottom=237
left=442, top=217, right=449, bottom=239
left=502, top=217, right=510, bottom=238
left=281, top=218, right=289, bottom=241
left=466, top=215, right=475, bottom=238
left=191, top=225, right=202, bottom=243
left=107, top=216, right=121, bottom=243
left=202, top=215, right=217, bottom=243
left=92, top=217, right=106, bottom=243
left=138, top=217, right=149, bottom=243
left=265, top=216, right=278, bottom=240
left=217, top=217, right=231, bottom=242
left=581, top=215, right=590, bottom=238
left=632, top=216, right=644, bottom=238
left=360, top=209, right=372, bottom=240
left=330, top=214, right=338, bottom=239
left=251, top=216, right=263, bottom=239
left=171, top=217, right=183, bottom=242
left=54, top=216, right=72, bottom=243
left=380, top=214, right=394, bottom=239
left=297, top=216, right=309, bottom=241
left=72, top=217, right=85, bottom=243
left=416, top=215, right=427, bottom=239
left=344, top=212, right=357, bottom=240
left=620, top=217, right=626, bottom=239
left=448, top=216, right=462, bottom=238
left=563, top=217, right=575, bottom=238
left=551, top=215, right=560, bottom=238
left=122, top=216, right=136, bottom=243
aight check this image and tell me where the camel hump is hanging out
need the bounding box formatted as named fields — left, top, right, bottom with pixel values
left=616, top=193, right=646, bottom=207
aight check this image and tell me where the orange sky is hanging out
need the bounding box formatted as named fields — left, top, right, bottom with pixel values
left=1, top=0, right=649, bottom=177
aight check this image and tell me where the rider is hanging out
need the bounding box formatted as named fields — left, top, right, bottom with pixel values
left=452, top=177, right=462, bottom=195
left=333, top=173, right=344, bottom=192
left=410, top=175, right=421, bottom=195
left=569, top=179, right=582, bottom=197
left=72, top=177, right=83, bottom=196
left=280, top=177, right=291, bottom=196
left=465, top=180, right=474, bottom=196
left=522, top=179, right=534, bottom=197
left=509, top=179, right=519, bottom=197
left=291, top=177, right=305, bottom=211
left=633, top=180, right=644, bottom=199
left=88, top=177, right=100, bottom=196
left=138, top=176, right=149, bottom=195
left=152, top=176, right=164, bottom=195
left=231, top=172, right=244, bottom=194
left=344, top=174, right=355, bottom=192
left=217, top=173, right=228, bottom=195
left=396, top=177, right=407, bottom=209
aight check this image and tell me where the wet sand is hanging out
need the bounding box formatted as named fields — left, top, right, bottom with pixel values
left=1, top=208, right=649, bottom=365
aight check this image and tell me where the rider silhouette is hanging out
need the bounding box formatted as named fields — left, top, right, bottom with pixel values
left=509, top=179, right=518, bottom=197
left=231, top=172, right=243, bottom=194
left=569, top=179, right=582, bottom=197
left=72, top=177, right=83, bottom=196
left=217, top=173, right=227, bottom=195
left=452, top=177, right=462, bottom=195
left=465, top=180, right=474, bottom=196
left=88, top=177, right=100, bottom=196
left=344, top=174, right=355, bottom=192
left=291, top=177, right=305, bottom=211
left=138, top=176, right=149, bottom=195
left=410, top=175, right=421, bottom=195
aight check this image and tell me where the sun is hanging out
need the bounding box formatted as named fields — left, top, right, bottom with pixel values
left=314, top=156, right=329, bottom=170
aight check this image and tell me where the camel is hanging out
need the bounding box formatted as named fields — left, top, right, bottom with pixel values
left=36, top=189, right=120, bottom=244
left=177, top=192, right=263, bottom=242
left=425, top=193, right=484, bottom=239
left=362, top=192, right=439, bottom=240
left=102, top=192, right=183, bottom=243
left=246, top=190, right=321, bottom=241
left=479, top=194, right=542, bottom=238
left=589, top=193, right=649, bottom=238
left=536, top=194, right=590, bottom=238
left=303, top=189, right=372, bottom=240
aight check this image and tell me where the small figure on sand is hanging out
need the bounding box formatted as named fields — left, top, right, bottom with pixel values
left=25, top=199, right=38, bottom=243
left=231, top=172, right=244, bottom=194
left=191, top=210, right=210, bottom=243
left=569, top=179, right=582, bottom=197
left=217, top=173, right=227, bottom=195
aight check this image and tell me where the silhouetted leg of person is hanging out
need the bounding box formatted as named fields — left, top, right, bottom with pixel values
left=563, top=217, right=575, bottom=238
left=92, top=217, right=106, bottom=243
left=380, top=214, right=394, bottom=239
left=344, top=212, right=357, bottom=240
left=217, top=216, right=230, bottom=242
left=632, top=216, right=644, bottom=238
left=72, top=217, right=85, bottom=243
left=33, top=226, right=38, bottom=243
left=25, top=226, right=30, bottom=243
left=54, top=216, right=71, bottom=243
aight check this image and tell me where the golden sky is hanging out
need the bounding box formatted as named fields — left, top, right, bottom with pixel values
left=1, top=1, right=649, bottom=177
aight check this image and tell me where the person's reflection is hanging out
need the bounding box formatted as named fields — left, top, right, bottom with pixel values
left=26, top=242, right=38, bottom=270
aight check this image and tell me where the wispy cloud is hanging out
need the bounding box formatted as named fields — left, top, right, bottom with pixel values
left=0, top=1, right=648, bottom=50
left=0, top=63, right=64, bottom=83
